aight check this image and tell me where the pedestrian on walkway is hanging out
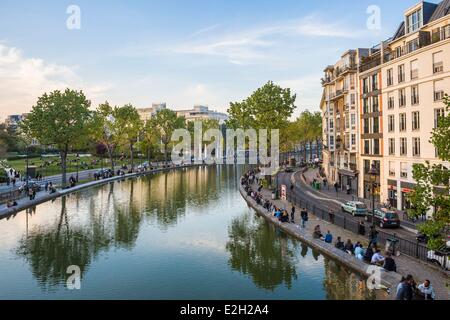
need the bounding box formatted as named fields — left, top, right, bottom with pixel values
left=290, top=205, right=295, bottom=223
left=300, top=208, right=308, bottom=228
left=328, top=209, right=335, bottom=224
left=368, top=226, right=379, bottom=248
left=323, top=177, right=327, bottom=189
left=334, top=182, right=339, bottom=192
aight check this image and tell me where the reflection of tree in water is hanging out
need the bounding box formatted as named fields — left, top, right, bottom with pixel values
left=322, top=258, right=378, bottom=300
left=16, top=197, right=112, bottom=291
left=113, top=180, right=143, bottom=249
left=226, top=213, right=298, bottom=291
left=15, top=165, right=247, bottom=291
left=143, top=166, right=224, bottom=230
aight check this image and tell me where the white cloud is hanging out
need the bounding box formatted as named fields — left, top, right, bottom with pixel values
left=0, top=43, right=111, bottom=120
left=160, top=15, right=365, bottom=65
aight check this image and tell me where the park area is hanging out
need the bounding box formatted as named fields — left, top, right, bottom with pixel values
left=1, top=154, right=107, bottom=180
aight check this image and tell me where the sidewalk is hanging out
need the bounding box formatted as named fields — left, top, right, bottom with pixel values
left=249, top=180, right=449, bottom=300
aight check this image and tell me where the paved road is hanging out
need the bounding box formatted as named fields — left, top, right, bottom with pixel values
left=278, top=171, right=417, bottom=242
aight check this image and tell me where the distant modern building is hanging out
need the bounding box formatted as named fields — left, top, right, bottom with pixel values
left=137, top=103, right=167, bottom=122
left=137, top=103, right=228, bottom=124
left=175, top=105, right=228, bottom=124
left=4, top=114, right=28, bottom=131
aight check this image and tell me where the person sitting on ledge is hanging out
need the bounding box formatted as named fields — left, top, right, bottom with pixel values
left=324, top=230, right=333, bottom=244
left=363, top=244, right=375, bottom=263
left=335, top=236, right=345, bottom=250
left=6, top=200, right=18, bottom=208
left=344, top=239, right=354, bottom=255
left=354, top=243, right=365, bottom=261
left=313, top=225, right=324, bottom=240
left=281, top=210, right=290, bottom=223
left=371, top=249, right=385, bottom=266
left=383, top=252, right=397, bottom=272
left=274, top=208, right=282, bottom=220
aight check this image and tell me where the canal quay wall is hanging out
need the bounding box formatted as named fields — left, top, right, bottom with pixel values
left=239, top=184, right=403, bottom=299
left=0, top=164, right=205, bottom=219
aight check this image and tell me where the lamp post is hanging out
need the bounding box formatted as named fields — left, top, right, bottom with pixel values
left=76, top=153, right=80, bottom=182
left=368, top=163, right=379, bottom=227
left=25, top=144, right=29, bottom=190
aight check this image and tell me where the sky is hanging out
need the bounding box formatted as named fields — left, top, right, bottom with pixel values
left=0, top=0, right=436, bottom=121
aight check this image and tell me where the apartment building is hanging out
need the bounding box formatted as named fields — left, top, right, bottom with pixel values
left=381, top=0, right=450, bottom=212
left=358, top=44, right=387, bottom=203
left=320, top=1, right=450, bottom=211
left=321, top=50, right=365, bottom=195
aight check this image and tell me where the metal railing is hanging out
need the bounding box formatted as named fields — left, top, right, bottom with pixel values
left=286, top=190, right=430, bottom=263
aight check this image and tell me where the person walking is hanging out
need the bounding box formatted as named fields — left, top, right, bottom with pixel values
left=328, top=209, right=335, bottom=224
left=290, top=205, right=296, bottom=223
left=300, top=208, right=308, bottom=228
left=368, top=226, right=379, bottom=248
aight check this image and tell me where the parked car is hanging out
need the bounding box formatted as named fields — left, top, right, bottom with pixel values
left=341, top=201, right=368, bottom=216
left=427, top=239, right=450, bottom=270
left=373, top=207, right=401, bottom=228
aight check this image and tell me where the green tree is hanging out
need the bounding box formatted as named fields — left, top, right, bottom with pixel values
left=140, top=118, right=161, bottom=162
left=150, top=109, right=186, bottom=163
left=226, top=81, right=296, bottom=130
left=112, top=104, right=143, bottom=172
left=21, top=89, right=91, bottom=187
left=90, top=102, right=118, bottom=172
left=408, top=95, right=450, bottom=250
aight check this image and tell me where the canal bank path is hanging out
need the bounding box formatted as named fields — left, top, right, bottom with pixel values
left=0, top=163, right=204, bottom=219
left=240, top=172, right=450, bottom=300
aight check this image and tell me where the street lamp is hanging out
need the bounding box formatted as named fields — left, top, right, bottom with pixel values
left=76, top=153, right=80, bottom=182
left=368, top=163, right=379, bottom=227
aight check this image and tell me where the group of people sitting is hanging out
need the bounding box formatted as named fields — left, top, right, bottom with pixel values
left=312, top=225, right=398, bottom=272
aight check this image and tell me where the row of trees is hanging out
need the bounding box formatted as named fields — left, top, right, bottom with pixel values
left=20, top=89, right=188, bottom=187
left=6, top=82, right=322, bottom=188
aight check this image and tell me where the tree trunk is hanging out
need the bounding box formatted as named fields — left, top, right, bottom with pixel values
left=129, top=141, right=134, bottom=172
left=107, top=145, right=114, bottom=172
left=60, top=149, right=68, bottom=188
left=164, top=143, right=168, bottom=164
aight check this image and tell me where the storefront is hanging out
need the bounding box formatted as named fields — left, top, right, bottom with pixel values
left=387, top=180, right=398, bottom=209
left=338, top=169, right=358, bottom=196
left=400, top=182, right=415, bottom=211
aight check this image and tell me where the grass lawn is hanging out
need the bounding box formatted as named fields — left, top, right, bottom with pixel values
left=5, top=155, right=109, bottom=177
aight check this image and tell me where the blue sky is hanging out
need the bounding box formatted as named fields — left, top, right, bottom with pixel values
left=0, top=0, right=434, bottom=120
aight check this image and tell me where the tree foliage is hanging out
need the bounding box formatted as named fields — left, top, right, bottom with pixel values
left=409, top=95, right=450, bottom=249
left=111, top=104, right=143, bottom=171
left=147, top=109, right=186, bottom=162
left=226, top=81, right=296, bottom=130
left=21, top=89, right=91, bottom=187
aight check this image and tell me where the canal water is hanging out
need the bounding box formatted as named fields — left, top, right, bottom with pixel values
left=0, top=165, right=379, bottom=300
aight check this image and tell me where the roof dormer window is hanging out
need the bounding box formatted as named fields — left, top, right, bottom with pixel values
left=406, top=7, right=423, bottom=34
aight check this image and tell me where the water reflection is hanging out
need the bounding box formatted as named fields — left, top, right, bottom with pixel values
left=4, top=165, right=384, bottom=299
left=226, top=213, right=299, bottom=291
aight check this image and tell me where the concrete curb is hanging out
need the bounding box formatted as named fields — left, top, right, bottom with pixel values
left=0, top=164, right=204, bottom=219
left=239, top=183, right=402, bottom=298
